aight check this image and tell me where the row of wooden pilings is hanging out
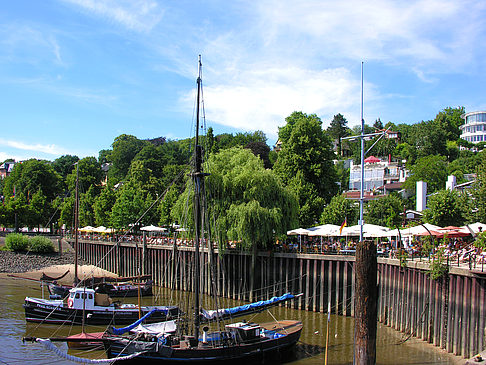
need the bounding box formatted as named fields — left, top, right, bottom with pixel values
left=73, top=238, right=486, bottom=359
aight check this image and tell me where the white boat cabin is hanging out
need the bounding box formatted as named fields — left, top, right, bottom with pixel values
left=67, top=287, right=112, bottom=310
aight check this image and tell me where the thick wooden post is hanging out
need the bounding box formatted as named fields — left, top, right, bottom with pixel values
left=354, top=240, right=377, bottom=365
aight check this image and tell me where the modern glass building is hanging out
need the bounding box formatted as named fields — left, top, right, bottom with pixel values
left=460, top=111, right=486, bottom=143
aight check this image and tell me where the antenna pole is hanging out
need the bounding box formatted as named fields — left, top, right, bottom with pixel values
left=359, top=62, right=365, bottom=243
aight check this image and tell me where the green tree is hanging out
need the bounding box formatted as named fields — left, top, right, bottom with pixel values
left=274, top=111, right=338, bottom=226
left=423, top=189, right=468, bottom=226
left=98, top=149, right=112, bottom=164
left=245, top=141, right=271, bottom=169
left=445, top=141, right=459, bottom=162
left=111, top=183, right=156, bottom=229
left=320, top=194, right=359, bottom=226
left=403, top=155, right=448, bottom=193
left=2, top=192, right=30, bottom=230
left=327, top=113, right=349, bottom=156
left=365, top=194, right=404, bottom=228
left=213, top=131, right=268, bottom=153
left=109, top=134, right=148, bottom=182
left=93, top=186, right=116, bottom=226
left=174, top=147, right=298, bottom=251
left=52, top=155, right=79, bottom=188
left=66, top=157, right=103, bottom=194
left=410, top=120, right=447, bottom=157
left=133, top=144, right=165, bottom=179
left=394, top=142, right=417, bottom=165
left=79, top=185, right=98, bottom=227
left=158, top=184, right=181, bottom=226
left=472, top=152, right=486, bottom=223
left=373, top=118, right=384, bottom=130
left=3, top=159, right=61, bottom=202
left=25, top=189, right=48, bottom=229
left=59, top=195, right=75, bottom=229
left=434, top=106, right=465, bottom=142
left=205, top=127, right=216, bottom=154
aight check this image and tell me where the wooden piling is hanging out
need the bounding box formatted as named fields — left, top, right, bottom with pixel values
left=354, top=240, right=377, bottom=365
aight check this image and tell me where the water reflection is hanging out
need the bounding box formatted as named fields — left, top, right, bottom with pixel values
left=0, top=277, right=461, bottom=365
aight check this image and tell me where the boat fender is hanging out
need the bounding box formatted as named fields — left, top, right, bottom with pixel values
left=67, top=298, right=73, bottom=308
left=202, top=326, right=209, bottom=343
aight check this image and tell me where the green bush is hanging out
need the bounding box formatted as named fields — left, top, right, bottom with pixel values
left=427, top=247, right=449, bottom=280
left=5, top=233, right=30, bottom=252
left=474, top=231, right=486, bottom=249
left=29, top=236, right=55, bottom=253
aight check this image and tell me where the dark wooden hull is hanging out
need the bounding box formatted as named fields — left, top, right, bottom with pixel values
left=103, top=320, right=303, bottom=364
left=23, top=299, right=179, bottom=326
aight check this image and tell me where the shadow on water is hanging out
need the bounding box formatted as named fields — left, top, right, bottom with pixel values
left=0, top=277, right=463, bottom=365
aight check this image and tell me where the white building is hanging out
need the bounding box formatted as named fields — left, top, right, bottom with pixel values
left=460, top=111, right=486, bottom=143
left=348, top=156, right=407, bottom=193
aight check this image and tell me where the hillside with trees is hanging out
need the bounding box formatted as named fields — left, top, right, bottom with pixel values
left=0, top=105, right=484, bottom=249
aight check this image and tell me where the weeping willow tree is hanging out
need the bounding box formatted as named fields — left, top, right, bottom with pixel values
left=175, top=146, right=298, bottom=248
left=173, top=147, right=298, bottom=299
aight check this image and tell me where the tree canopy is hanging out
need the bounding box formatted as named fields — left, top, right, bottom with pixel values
left=174, top=147, right=298, bottom=251
left=423, top=189, right=468, bottom=227
left=327, top=113, right=349, bottom=156
left=274, top=111, right=338, bottom=226
left=320, top=194, right=359, bottom=226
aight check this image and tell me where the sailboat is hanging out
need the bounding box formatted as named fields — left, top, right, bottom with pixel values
left=100, top=56, right=303, bottom=363
left=48, top=165, right=153, bottom=298
left=23, top=56, right=302, bottom=364
left=23, top=164, right=161, bottom=326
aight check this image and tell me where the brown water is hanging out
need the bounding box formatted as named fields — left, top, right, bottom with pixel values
left=0, top=277, right=462, bottom=365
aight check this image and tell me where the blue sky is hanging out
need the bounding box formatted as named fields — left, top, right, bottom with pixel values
left=1, top=0, right=486, bottom=162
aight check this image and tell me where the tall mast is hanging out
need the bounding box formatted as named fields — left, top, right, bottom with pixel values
left=193, top=55, right=203, bottom=339
left=74, top=162, right=79, bottom=285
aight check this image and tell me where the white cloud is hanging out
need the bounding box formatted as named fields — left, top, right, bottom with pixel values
left=0, top=24, right=65, bottom=67
left=244, top=0, right=486, bottom=79
left=197, top=65, right=361, bottom=139
left=0, top=139, right=69, bottom=156
left=170, top=0, right=486, bottom=136
left=62, top=0, right=164, bottom=32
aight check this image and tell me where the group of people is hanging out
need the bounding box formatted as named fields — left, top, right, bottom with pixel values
left=71, top=230, right=486, bottom=269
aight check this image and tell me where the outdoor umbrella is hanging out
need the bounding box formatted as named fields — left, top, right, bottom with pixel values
left=78, top=226, right=95, bottom=232
left=307, top=225, right=340, bottom=237
left=141, top=225, right=167, bottom=233
left=461, top=222, right=486, bottom=235
left=287, top=228, right=311, bottom=252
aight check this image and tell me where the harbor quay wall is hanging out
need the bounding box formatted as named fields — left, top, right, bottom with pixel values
left=72, top=239, right=486, bottom=359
